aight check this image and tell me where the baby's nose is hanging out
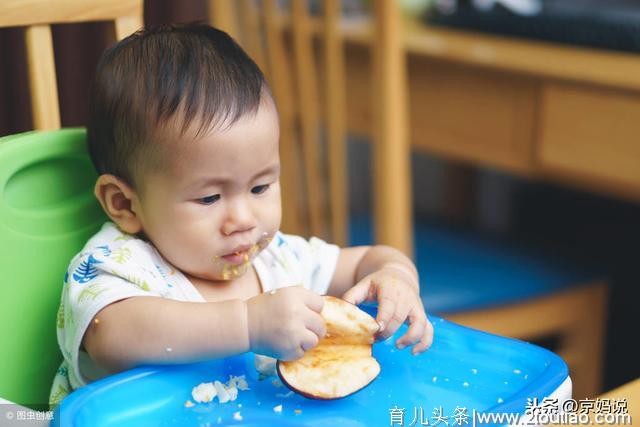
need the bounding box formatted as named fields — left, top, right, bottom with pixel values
left=221, top=203, right=256, bottom=236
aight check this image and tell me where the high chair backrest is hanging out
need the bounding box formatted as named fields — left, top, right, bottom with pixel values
left=0, top=129, right=107, bottom=408
left=0, top=0, right=143, bottom=130
left=0, top=1, right=142, bottom=407
left=210, top=0, right=413, bottom=254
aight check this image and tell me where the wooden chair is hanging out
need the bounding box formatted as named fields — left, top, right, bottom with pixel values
left=447, top=282, right=608, bottom=399
left=209, top=0, right=413, bottom=254
left=0, top=0, right=608, bottom=402
left=0, top=0, right=143, bottom=408
left=0, top=0, right=144, bottom=131
left=210, top=1, right=608, bottom=400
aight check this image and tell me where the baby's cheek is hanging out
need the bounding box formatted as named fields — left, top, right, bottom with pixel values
left=263, top=191, right=282, bottom=230
left=163, top=230, right=211, bottom=273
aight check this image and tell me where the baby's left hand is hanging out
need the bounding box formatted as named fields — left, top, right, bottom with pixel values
left=342, top=265, right=433, bottom=355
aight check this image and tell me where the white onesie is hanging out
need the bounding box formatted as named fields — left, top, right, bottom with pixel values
left=49, top=221, right=339, bottom=406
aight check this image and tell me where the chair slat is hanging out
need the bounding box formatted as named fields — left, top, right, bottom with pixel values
left=323, top=0, right=348, bottom=246
left=263, top=0, right=304, bottom=236
left=114, top=15, right=143, bottom=40
left=0, top=0, right=142, bottom=28
left=208, top=0, right=240, bottom=41
left=291, top=0, right=325, bottom=239
left=4, top=0, right=143, bottom=132
left=372, top=1, right=413, bottom=255
left=25, top=25, right=61, bottom=130
left=213, top=1, right=358, bottom=243
left=238, top=0, right=268, bottom=79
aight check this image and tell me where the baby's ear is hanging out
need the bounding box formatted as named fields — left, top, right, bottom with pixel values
left=94, top=174, right=143, bottom=234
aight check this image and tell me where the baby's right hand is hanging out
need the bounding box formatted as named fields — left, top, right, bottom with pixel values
left=246, top=286, right=326, bottom=361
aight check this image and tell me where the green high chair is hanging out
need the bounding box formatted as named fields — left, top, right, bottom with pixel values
left=0, top=129, right=106, bottom=409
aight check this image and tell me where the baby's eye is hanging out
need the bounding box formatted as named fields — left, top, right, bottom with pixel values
left=198, top=194, right=220, bottom=205
left=251, top=184, right=270, bottom=195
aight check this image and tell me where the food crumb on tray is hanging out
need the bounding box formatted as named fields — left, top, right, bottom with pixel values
left=190, top=374, right=249, bottom=405
left=275, top=391, right=294, bottom=398
left=255, top=354, right=278, bottom=379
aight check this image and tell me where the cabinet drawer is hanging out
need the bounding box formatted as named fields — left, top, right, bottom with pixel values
left=409, top=59, right=536, bottom=174
left=538, top=83, right=640, bottom=196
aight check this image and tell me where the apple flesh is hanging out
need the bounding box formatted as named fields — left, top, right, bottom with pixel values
left=277, top=296, right=380, bottom=399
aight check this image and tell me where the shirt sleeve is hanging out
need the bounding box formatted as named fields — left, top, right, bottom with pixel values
left=273, top=232, right=341, bottom=295
left=56, top=240, right=163, bottom=388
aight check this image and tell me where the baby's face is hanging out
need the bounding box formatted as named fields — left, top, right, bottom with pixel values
left=134, top=97, right=282, bottom=281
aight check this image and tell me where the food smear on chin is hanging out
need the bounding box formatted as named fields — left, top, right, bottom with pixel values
left=212, top=233, right=273, bottom=279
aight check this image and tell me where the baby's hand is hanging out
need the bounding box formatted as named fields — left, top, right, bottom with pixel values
left=246, top=286, right=326, bottom=361
left=342, top=265, right=433, bottom=355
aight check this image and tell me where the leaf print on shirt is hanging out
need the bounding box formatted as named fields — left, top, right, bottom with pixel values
left=95, top=245, right=111, bottom=256
left=106, top=269, right=151, bottom=292
left=154, top=264, right=167, bottom=279
left=114, top=233, right=133, bottom=242
left=56, top=302, right=65, bottom=329
left=154, top=264, right=174, bottom=288
left=77, top=284, right=109, bottom=303
left=111, top=247, right=132, bottom=264
left=57, top=366, right=68, bottom=377
left=140, top=265, right=161, bottom=280
left=72, top=254, right=102, bottom=284
left=124, top=274, right=151, bottom=292
left=66, top=304, right=75, bottom=328
left=49, top=383, right=69, bottom=407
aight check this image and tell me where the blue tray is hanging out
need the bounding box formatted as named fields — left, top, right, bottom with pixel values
left=55, top=311, right=568, bottom=426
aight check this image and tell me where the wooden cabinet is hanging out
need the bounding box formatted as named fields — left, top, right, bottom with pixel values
left=408, top=58, right=536, bottom=175
left=338, top=22, right=640, bottom=202
left=537, top=83, right=640, bottom=199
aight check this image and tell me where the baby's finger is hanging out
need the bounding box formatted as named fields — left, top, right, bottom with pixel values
left=374, top=292, right=397, bottom=336
left=300, top=330, right=320, bottom=353
left=301, top=289, right=324, bottom=313
left=281, top=345, right=305, bottom=362
left=342, top=279, right=372, bottom=305
left=411, top=321, right=434, bottom=355
left=395, top=312, right=426, bottom=349
left=382, top=303, right=410, bottom=341
left=305, top=311, right=326, bottom=339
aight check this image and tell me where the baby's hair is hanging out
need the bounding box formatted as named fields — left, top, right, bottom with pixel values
left=87, top=23, right=268, bottom=190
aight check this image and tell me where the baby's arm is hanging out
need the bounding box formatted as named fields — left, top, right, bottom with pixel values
left=327, top=245, right=419, bottom=297
left=83, top=286, right=325, bottom=373
left=327, top=245, right=432, bottom=355
left=83, top=297, right=250, bottom=373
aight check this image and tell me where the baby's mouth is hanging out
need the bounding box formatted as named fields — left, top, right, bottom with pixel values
left=213, top=233, right=273, bottom=272
left=220, top=247, right=254, bottom=265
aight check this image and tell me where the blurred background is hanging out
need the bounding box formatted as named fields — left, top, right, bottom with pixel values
left=1, top=0, right=639, bottom=399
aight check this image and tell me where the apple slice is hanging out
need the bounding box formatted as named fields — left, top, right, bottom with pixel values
left=277, top=296, right=380, bottom=399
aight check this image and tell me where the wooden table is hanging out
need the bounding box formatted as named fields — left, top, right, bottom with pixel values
left=547, top=378, right=640, bottom=427
left=596, top=378, right=640, bottom=426
left=336, top=19, right=640, bottom=202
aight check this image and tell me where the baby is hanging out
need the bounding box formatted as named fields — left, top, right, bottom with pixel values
left=49, top=24, right=433, bottom=406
